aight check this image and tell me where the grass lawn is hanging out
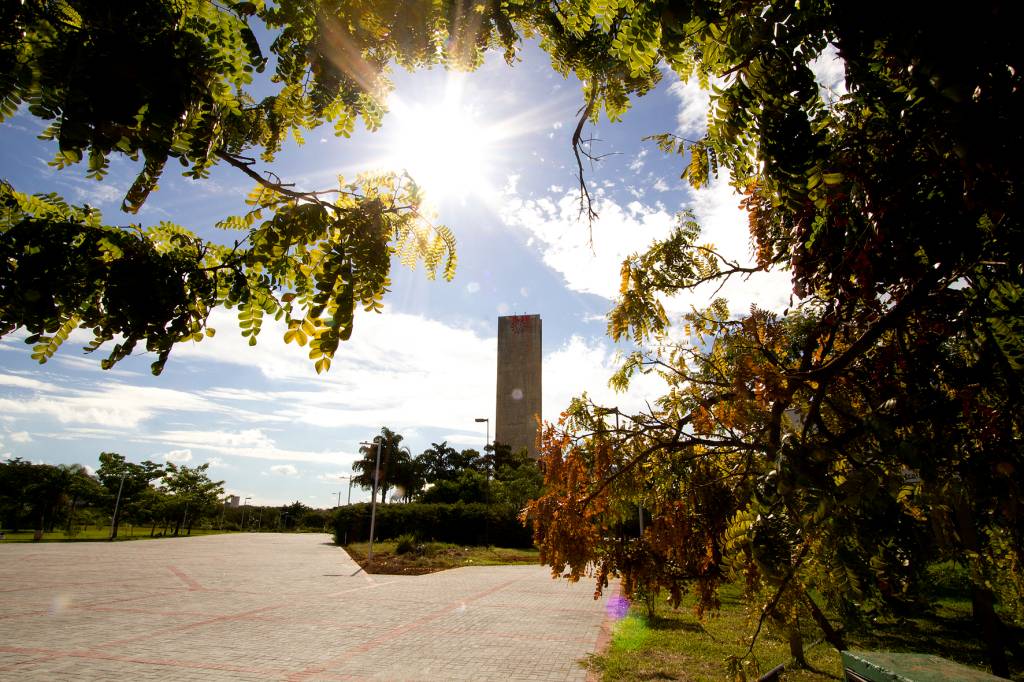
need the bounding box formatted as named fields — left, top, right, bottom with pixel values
left=587, top=583, right=1024, bottom=681
left=587, top=583, right=842, bottom=682
left=0, top=527, right=231, bottom=542
left=343, top=540, right=540, bottom=575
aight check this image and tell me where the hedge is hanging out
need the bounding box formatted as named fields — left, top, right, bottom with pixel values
left=331, top=502, right=533, bottom=548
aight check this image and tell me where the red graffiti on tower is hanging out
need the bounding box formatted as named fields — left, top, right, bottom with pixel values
left=509, top=315, right=532, bottom=334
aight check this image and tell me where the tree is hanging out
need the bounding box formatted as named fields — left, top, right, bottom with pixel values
left=0, top=457, right=39, bottom=532
left=420, top=468, right=490, bottom=504
left=352, top=427, right=409, bottom=504
left=279, top=500, right=309, bottom=530
left=509, top=1, right=1023, bottom=676
left=96, top=452, right=164, bottom=538
left=161, top=462, right=225, bottom=535
left=490, top=447, right=543, bottom=511
left=418, top=441, right=480, bottom=482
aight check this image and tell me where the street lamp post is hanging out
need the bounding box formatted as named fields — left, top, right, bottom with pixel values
left=240, top=496, right=252, bottom=531
left=109, top=469, right=127, bottom=540
left=359, top=439, right=384, bottom=563
left=474, top=417, right=489, bottom=453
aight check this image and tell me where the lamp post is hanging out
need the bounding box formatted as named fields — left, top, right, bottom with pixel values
left=474, top=417, right=489, bottom=452
left=240, top=496, right=252, bottom=531
left=359, top=439, right=384, bottom=563
left=109, top=469, right=127, bottom=540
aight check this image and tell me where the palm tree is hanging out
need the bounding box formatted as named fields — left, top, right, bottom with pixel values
left=353, top=427, right=406, bottom=504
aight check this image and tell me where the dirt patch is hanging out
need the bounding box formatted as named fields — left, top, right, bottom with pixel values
left=343, top=542, right=539, bottom=575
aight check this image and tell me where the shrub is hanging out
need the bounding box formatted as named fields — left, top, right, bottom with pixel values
left=332, top=502, right=533, bottom=548
left=395, top=533, right=419, bottom=555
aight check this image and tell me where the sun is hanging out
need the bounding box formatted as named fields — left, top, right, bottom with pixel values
left=385, top=77, right=494, bottom=204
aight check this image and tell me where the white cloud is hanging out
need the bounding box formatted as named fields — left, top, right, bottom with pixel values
left=668, top=76, right=713, bottom=137
left=0, top=374, right=55, bottom=392
left=665, top=172, right=793, bottom=315
left=317, top=472, right=354, bottom=483
left=465, top=281, right=481, bottom=294
left=0, top=381, right=254, bottom=430
left=809, top=44, right=847, bottom=105
left=270, top=464, right=299, bottom=476
left=544, top=335, right=667, bottom=422
left=502, top=171, right=791, bottom=320
left=167, top=310, right=500, bottom=444
left=629, top=149, right=648, bottom=172
left=502, top=190, right=676, bottom=301
left=653, top=178, right=670, bottom=192
left=9, top=431, right=31, bottom=443
left=163, top=449, right=193, bottom=463
left=71, top=182, right=124, bottom=206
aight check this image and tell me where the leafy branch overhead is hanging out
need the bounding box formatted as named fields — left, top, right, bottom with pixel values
left=0, top=0, right=691, bottom=371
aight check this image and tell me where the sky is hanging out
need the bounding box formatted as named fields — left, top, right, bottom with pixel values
left=0, top=38, right=846, bottom=506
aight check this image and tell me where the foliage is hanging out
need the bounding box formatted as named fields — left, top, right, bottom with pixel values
left=0, top=458, right=99, bottom=532
left=161, top=462, right=225, bottom=535
left=394, top=532, right=420, bottom=555
left=332, top=502, right=533, bottom=548
left=351, top=427, right=423, bottom=503
left=96, top=452, right=165, bottom=538
left=517, top=0, right=1024, bottom=677
left=419, top=468, right=490, bottom=504
left=0, top=0, right=469, bottom=373
left=417, top=441, right=480, bottom=482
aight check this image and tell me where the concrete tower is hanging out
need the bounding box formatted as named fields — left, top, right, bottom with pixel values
left=495, top=314, right=542, bottom=458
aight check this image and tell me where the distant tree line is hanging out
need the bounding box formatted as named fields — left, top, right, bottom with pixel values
left=335, top=427, right=545, bottom=548
left=0, top=452, right=226, bottom=538
left=350, top=427, right=543, bottom=510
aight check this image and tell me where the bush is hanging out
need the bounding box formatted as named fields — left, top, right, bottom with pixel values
left=395, top=533, right=419, bottom=555
left=332, top=502, right=533, bottom=548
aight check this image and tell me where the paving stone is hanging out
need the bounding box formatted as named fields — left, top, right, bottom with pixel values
left=0, top=534, right=612, bottom=680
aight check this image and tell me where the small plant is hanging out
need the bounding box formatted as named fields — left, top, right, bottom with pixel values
left=394, top=533, right=419, bottom=555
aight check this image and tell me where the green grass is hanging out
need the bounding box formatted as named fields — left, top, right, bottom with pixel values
left=0, top=527, right=231, bottom=542
left=587, top=583, right=842, bottom=681
left=343, top=541, right=540, bottom=574
left=588, top=581, right=1024, bottom=681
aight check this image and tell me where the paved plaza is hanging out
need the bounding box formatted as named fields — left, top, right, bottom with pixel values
left=0, top=533, right=613, bottom=681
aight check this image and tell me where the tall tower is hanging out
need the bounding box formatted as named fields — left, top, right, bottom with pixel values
left=495, top=314, right=542, bottom=458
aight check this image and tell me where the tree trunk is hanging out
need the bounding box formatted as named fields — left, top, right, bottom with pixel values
left=787, top=623, right=807, bottom=668
left=803, top=591, right=846, bottom=651
left=954, top=495, right=1009, bottom=677
left=65, top=495, right=78, bottom=534
left=770, top=609, right=807, bottom=669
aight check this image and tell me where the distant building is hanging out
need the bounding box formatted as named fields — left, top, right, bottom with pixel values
left=225, top=495, right=240, bottom=508
left=495, top=314, right=542, bottom=458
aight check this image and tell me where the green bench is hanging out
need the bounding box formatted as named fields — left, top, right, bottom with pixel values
left=842, top=650, right=1006, bottom=681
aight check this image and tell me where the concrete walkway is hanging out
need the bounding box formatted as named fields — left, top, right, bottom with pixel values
left=0, top=534, right=613, bottom=680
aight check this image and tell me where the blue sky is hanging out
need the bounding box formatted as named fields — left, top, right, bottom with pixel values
left=0, top=40, right=845, bottom=506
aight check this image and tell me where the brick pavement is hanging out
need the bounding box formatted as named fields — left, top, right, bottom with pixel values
left=0, top=534, right=613, bottom=680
